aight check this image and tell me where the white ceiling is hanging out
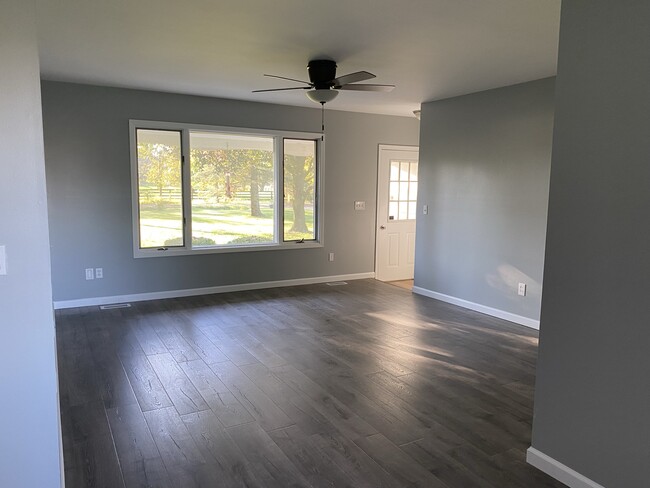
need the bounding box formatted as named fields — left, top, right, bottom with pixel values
left=35, top=0, right=561, bottom=117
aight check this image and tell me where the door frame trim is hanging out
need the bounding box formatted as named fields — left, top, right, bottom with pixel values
left=375, top=144, right=419, bottom=281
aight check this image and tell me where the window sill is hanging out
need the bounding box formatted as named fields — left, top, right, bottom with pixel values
left=133, top=240, right=323, bottom=258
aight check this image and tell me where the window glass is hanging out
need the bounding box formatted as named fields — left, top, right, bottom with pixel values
left=410, top=182, right=418, bottom=201
left=389, top=182, right=399, bottom=201
left=390, top=161, right=400, bottom=181
left=410, top=162, right=418, bottom=181
left=136, top=129, right=184, bottom=248
left=284, top=139, right=317, bottom=241
left=400, top=162, right=410, bottom=180
left=189, top=132, right=274, bottom=246
left=399, top=181, right=409, bottom=200
left=389, top=202, right=398, bottom=220
left=408, top=202, right=417, bottom=220
left=388, top=159, right=418, bottom=221
left=131, top=122, right=321, bottom=255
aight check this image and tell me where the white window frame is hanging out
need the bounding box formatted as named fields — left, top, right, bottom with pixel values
left=129, top=120, right=324, bottom=258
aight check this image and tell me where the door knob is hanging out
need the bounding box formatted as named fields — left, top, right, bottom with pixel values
left=380, top=225, right=386, bottom=229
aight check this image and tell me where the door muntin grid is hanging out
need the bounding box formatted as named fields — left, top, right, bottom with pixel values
left=388, top=160, right=418, bottom=221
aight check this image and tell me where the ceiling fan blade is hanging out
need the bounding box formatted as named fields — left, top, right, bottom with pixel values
left=332, top=71, right=376, bottom=87
left=339, top=84, right=395, bottom=92
left=252, top=87, right=310, bottom=93
left=263, top=74, right=311, bottom=85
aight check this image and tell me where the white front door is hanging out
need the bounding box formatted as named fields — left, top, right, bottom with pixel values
left=375, top=145, right=419, bottom=282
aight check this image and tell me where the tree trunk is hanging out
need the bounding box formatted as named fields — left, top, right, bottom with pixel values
left=225, top=172, right=232, bottom=199
left=250, top=165, right=263, bottom=217
left=290, top=178, right=308, bottom=233
left=288, top=155, right=309, bottom=233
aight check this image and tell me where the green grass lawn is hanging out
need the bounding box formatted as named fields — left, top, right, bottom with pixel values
left=139, top=200, right=314, bottom=247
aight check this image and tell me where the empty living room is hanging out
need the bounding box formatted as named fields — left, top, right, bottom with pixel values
left=1, top=1, right=648, bottom=488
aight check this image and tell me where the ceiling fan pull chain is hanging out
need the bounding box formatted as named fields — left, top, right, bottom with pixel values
left=321, top=102, right=325, bottom=141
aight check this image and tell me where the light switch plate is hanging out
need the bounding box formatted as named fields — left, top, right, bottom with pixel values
left=354, top=201, right=366, bottom=211
left=518, top=282, right=527, bottom=296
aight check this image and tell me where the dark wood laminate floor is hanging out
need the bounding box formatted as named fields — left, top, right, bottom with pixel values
left=56, top=279, right=565, bottom=488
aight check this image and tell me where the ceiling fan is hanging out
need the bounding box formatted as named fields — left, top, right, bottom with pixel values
left=253, top=59, right=395, bottom=104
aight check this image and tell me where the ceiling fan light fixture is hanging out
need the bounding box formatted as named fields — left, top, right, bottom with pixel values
left=306, top=89, right=338, bottom=104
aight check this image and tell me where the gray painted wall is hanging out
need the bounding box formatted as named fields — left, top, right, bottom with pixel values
left=42, top=82, right=419, bottom=302
left=414, top=78, right=555, bottom=322
left=531, top=1, right=650, bottom=486
left=0, top=1, right=62, bottom=487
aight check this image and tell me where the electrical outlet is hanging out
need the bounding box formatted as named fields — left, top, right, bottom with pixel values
left=85, top=268, right=94, bottom=280
left=0, top=245, right=6, bottom=275
left=328, top=252, right=335, bottom=262
left=95, top=268, right=103, bottom=279
left=354, top=201, right=366, bottom=211
left=518, top=282, right=527, bottom=296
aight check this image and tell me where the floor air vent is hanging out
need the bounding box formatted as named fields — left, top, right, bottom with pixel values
left=326, top=281, right=348, bottom=286
left=99, top=303, right=132, bottom=310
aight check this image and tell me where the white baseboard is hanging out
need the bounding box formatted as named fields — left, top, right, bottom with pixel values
left=53, top=272, right=375, bottom=310
left=527, top=447, right=605, bottom=488
left=412, top=286, right=540, bottom=329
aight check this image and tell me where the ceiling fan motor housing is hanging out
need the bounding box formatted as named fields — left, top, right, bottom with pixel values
left=308, top=59, right=337, bottom=89
left=253, top=60, right=392, bottom=97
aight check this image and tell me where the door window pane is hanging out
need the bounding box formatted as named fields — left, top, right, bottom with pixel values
left=389, top=202, right=398, bottom=220
left=408, top=202, right=417, bottom=220
left=400, top=162, right=410, bottom=180
left=136, top=129, right=184, bottom=248
left=190, top=132, right=274, bottom=246
left=400, top=181, right=409, bottom=200
left=390, top=161, right=400, bottom=181
left=284, top=139, right=317, bottom=241
left=410, top=163, right=418, bottom=181
left=389, top=182, right=399, bottom=201
left=410, top=182, right=418, bottom=201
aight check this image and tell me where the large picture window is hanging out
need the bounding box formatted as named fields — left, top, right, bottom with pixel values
left=130, top=121, right=322, bottom=257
